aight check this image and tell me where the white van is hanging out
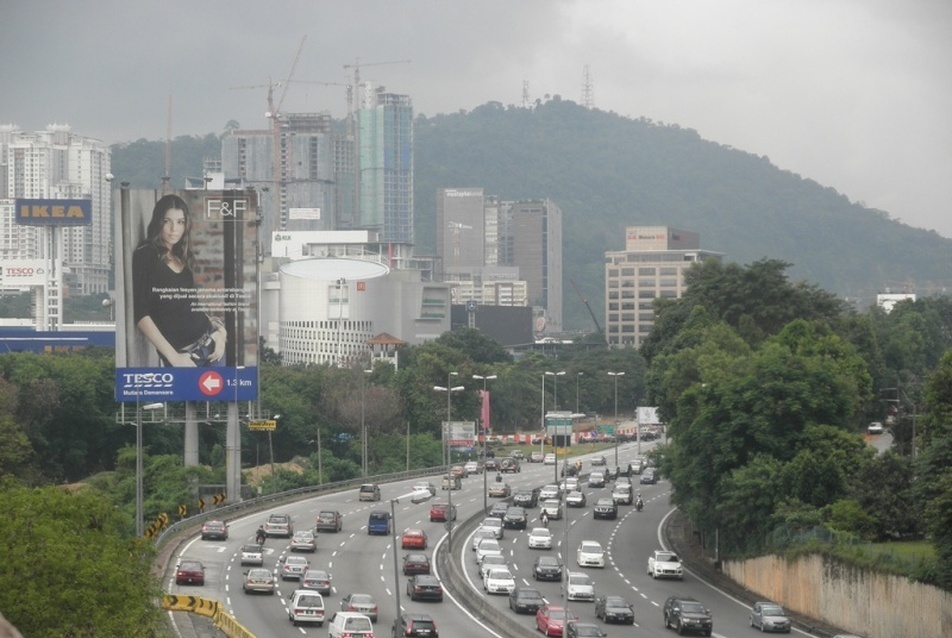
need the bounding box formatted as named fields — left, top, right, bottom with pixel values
left=327, top=611, right=374, bottom=638
left=612, top=482, right=634, bottom=505
left=288, top=589, right=325, bottom=626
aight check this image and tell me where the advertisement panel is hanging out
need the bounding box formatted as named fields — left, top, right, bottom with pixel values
left=1, top=259, right=51, bottom=288
left=443, top=421, right=476, bottom=447
left=637, top=406, right=662, bottom=425
left=15, top=198, right=92, bottom=226
left=114, top=190, right=258, bottom=402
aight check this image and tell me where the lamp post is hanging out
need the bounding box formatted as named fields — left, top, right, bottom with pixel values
left=135, top=401, right=164, bottom=536
left=360, top=368, right=372, bottom=477
left=546, top=370, right=566, bottom=410
left=473, top=373, right=497, bottom=513
left=434, top=372, right=464, bottom=547
left=575, top=371, right=583, bottom=415
left=545, top=371, right=565, bottom=480
left=390, top=498, right=402, bottom=620
left=540, top=374, right=546, bottom=459
left=607, top=371, right=625, bottom=469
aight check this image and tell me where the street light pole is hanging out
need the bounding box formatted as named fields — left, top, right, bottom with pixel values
left=545, top=371, right=565, bottom=478
left=473, top=373, right=497, bottom=513
left=390, top=498, right=402, bottom=619
left=576, top=371, right=583, bottom=415
left=360, top=368, right=372, bottom=477
left=135, top=400, right=164, bottom=536
left=608, top=371, right=625, bottom=470
left=434, top=373, right=464, bottom=547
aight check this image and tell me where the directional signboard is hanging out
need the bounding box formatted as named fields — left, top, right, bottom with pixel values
left=248, top=419, right=276, bottom=431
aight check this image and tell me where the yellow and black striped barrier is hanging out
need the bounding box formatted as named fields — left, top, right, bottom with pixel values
left=162, top=595, right=256, bottom=638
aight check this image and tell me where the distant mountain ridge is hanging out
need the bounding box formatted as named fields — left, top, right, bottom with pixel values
left=111, top=98, right=952, bottom=332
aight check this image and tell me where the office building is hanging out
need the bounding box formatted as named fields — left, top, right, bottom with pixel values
left=436, top=187, right=485, bottom=274
left=509, top=199, right=563, bottom=334
left=604, top=226, right=722, bottom=348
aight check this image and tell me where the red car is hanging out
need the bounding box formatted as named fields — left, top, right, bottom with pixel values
left=175, top=559, right=205, bottom=586
left=429, top=501, right=456, bottom=522
left=536, top=605, right=578, bottom=637
left=401, top=528, right=428, bottom=549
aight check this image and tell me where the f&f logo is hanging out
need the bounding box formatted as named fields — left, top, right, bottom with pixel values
left=204, top=197, right=249, bottom=221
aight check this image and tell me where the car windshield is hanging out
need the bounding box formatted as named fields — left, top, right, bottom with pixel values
left=242, top=545, right=261, bottom=553
left=345, top=617, right=372, bottom=631
left=521, top=590, right=543, bottom=599
left=548, top=610, right=570, bottom=620
left=569, top=574, right=591, bottom=585
left=296, top=594, right=322, bottom=606
left=657, top=552, right=679, bottom=562
left=762, top=605, right=785, bottom=615
left=682, top=601, right=706, bottom=613
left=581, top=543, right=601, bottom=552
left=247, top=569, right=270, bottom=578
left=350, top=594, right=373, bottom=604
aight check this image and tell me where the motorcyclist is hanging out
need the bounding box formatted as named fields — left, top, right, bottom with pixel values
left=540, top=511, right=549, bottom=528
left=495, top=473, right=503, bottom=483
left=255, top=526, right=266, bottom=544
left=635, top=494, right=644, bottom=511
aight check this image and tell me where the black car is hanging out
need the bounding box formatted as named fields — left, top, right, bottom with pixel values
left=663, top=596, right=713, bottom=636
left=595, top=595, right=635, bottom=624
left=513, top=488, right=540, bottom=508
left=488, top=502, right=510, bottom=518
left=508, top=586, right=545, bottom=614
left=565, top=622, right=607, bottom=638
left=200, top=520, right=228, bottom=541
left=394, top=612, right=439, bottom=638
left=406, top=574, right=443, bottom=602
left=593, top=498, right=618, bottom=520
left=641, top=468, right=658, bottom=484
left=503, top=506, right=528, bottom=530
left=590, top=455, right=607, bottom=467
left=402, top=552, right=431, bottom=575
left=532, top=555, right=563, bottom=581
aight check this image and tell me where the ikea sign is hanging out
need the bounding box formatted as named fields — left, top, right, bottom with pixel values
left=15, top=198, right=92, bottom=226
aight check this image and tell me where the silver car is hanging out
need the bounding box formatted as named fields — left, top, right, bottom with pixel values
left=239, top=544, right=264, bottom=566
left=290, top=530, right=317, bottom=553
left=565, top=571, right=595, bottom=601
left=281, top=555, right=309, bottom=580
left=243, top=567, right=275, bottom=594
left=750, top=602, right=792, bottom=633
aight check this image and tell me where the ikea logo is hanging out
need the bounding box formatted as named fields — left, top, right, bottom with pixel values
left=15, top=198, right=92, bottom=226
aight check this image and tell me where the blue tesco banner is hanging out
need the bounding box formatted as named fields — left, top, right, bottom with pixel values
left=115, top=366, right=258, bottom=402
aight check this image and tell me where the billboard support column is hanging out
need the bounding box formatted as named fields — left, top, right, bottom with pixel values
left=184, top=402, right=198, bottom=466
left=226, top=400, right=241, bottom=503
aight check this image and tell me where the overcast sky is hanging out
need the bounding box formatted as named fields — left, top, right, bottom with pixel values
left=2, top=0, right=950, bottom=237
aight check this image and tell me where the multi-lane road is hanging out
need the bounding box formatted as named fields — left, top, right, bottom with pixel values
left=167, top=442, right=814, bottom=637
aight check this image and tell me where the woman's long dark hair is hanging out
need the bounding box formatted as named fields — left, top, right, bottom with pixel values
left=145, top=194, right=194, bottom=268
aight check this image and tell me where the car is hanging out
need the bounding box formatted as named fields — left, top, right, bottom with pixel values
left=560, top=477, right=580, bottom=492
left=539, top=484, right=561, bottom=500
left=509, top=586, right=545, bottom=614
left=528, top=527, right=553, bottom=549
left=627, top=458, right=647, bottom=475
left=263, top=513, right=293, bottom=538
left=593, top=498, right=617, bottom=520
left=315, top=510, right=343, bottom=532
left=611, top=482, right=634, bottom=505
left=503, top=506, right=528, bottom=530
left=529, top=451, right=545, bottom=463
left=488, top=481, right=511, bottom=498
left=402, top=552, right=431, bottom=575
left=471, top=527, right=498, bottom=550
left=401, top=528, right=428, bottom=549
left=480, top=514, right=506, bottom=536
left=565, top=622, right=607, bottom=638
left=577, top=540, right=606, bottom=568
left=464, top=460, right=480, bottom=475
left=541, top=499, right=563, bottom=520
left=479, top=554, right=510, bottom=581
left=242, top=567, right=275, bottom=594
left=648, top=550, right=684, bottom=579
left=561, top=461, right=580, bottom=477
left=288, top=589, right=325, bottom=626
left=500, top=457, right=521, bottom=473
left=239, top=544, right=264, bottom=566
left=488, top=502, right=510, bottom=519
left=413, top=480, right=437, bottom=496
left=750, top=601, right=792, bottom=633
left=200, top=520, right=228, bottom=541
left=484, top=458, right=500, bottom=471
left=328, top=611, right=374, bottom=638
left=410, top=487, right=432, bottom=503
left=301, top=569, right=333, bottom=595
left=641, top=468, right=658, bottom=484
left=565, top=571, right=596, bottom=601
left=440, top=474, right=462, bottom=490
left=367, top=510, right=391, bottom=535
left=566, top=490, right=587, bottom=507
left=511, top=450, right=525, bottom=460
left=543, top=453, right=557, bottom=465
left=533, top=555, right=563, bottom=581
left=475, top=538, right=503, bottom=565
left=450, top=464, right=467, bottom=478
left=590, top=455, right=607, bottom=467
left=407, top=574, right=444, bottom=602
left=358, top=483, right=381, bottom=501
left=663, top=596, right=713, bottom=636
left=429, top=501, right=457, bottom=522
left=513, top=488, right=540, bottom=508
left=483, top=567, right=516, bottom=594
left=340, top=593, right=379, bottom=623
left=393, top=612, right=439, bottom=638
left=281, top=555, right=309, bottom=580
left=175, top=559, right=205, bottom=586
left=594, top=595, right=634, bottom=624
left=536, top=605, right=579, bottom=637
left=588, top=471, right=606, bottom=488
left=867, top=421, right=884, bottom=435
left=290, top=530, right=317, bottom=552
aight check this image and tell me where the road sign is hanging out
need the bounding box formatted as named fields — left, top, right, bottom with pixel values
left=248, top=419, right=277, bottom=431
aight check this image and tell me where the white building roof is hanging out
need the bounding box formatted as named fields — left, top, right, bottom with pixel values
left=279, top=258, right=390, bottom=281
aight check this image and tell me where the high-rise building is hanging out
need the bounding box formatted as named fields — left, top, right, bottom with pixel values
left=357, top=84, right=413, bottom=244
left=509, top=199, right=563, bottom=333
left=604, top=226, right=722, bottom=349
left=0, top=124, right=111, bottom=301
left=436, top=187, right=485, bottom=275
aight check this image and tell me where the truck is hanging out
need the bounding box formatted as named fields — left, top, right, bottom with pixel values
left=647, top=550, right=683, bottom=579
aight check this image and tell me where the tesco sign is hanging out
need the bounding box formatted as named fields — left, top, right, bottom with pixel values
left=0, top=260, right=49, bottom=287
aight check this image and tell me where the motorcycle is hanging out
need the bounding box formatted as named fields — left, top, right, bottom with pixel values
left=255, top=530, right=266, bottom=544
left=635, top=498, right=644, bottom=512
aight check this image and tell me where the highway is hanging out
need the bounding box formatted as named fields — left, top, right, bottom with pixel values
left=166, top=441, right=817, bottom=638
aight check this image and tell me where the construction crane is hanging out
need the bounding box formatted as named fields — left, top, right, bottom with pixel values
left=448, top=221, right=472, bottom=273
left=570, top=279, right=607, bottom=346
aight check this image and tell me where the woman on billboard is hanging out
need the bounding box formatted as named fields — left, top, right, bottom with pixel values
left=132, top=194, right=226, bottom=367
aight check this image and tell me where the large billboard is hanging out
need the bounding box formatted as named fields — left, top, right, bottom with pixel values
left=15, top=198, right=92, bottom=226
left=114, top=190, right=258, bottom=402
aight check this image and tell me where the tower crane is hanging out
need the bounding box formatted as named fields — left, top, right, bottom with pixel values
left=570, top=278, right=607, bottom=347
left=447, top=221, right=473, bottom=274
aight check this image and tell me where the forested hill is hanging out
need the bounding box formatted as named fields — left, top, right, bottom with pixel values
left=111, top=98, right=952, bottom=331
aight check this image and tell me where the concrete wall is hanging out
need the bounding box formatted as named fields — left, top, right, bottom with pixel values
left=723, top=554, right=951, bottom=638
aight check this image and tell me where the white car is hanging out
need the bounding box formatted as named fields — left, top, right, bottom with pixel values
left=576, top=540, right=605, bottom=568
left=290, top=530, right=317, bottom=553
left=239, top=544, right=264, bottom=566
left=464, top=460, right=480, bottom=474
left=483, top=567, right=516, bottom=594
left=565, top=571, right=596, bottom=601
left=543, top=453, right=557, bottom=465
left=560, top=477, right=579, bottom=492
left=647, top=550, right=683, bottom=579
left=539, top=484, right=561, bottom=500
left=541, top=499, right=563, bottom=520
left=471, top=527, right=498, bottom=551
left=475, top=538, right=503, bottom=564
left=479, top=554, right=509, bottom=580
left=281, top=555, right=310, bottom=580
left=867, top=421, right=884, bottom=434
left=327, top=612, right=374, bottom=638
left=288, top=589, right=325, bottom=626
left=479, top=517, right=505, bottom=539
left=527, top=527, right=553, bottom=549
